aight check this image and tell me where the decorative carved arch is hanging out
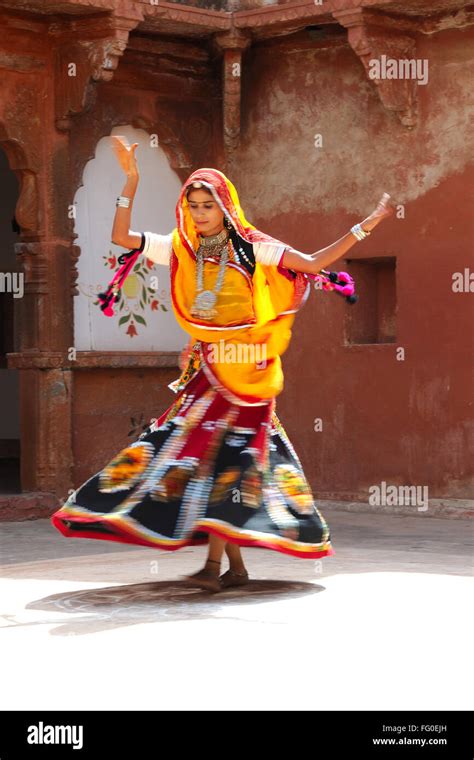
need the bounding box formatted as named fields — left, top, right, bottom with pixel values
left=71, top=115, right=194, bottom=219
left=69, top=116, right=194, bottom=297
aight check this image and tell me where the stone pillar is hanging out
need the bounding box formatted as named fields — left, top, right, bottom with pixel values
left=213, top=30, right=251, bottom=181
left=19, top=364, right=73, bottom=497
left=5, top=6, right=142, bottom=500
left=9, top=236, right=79, bottom=497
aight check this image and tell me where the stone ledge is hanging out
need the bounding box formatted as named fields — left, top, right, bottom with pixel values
left=0, top=493, right=60, bottom=522
left=74, top=351, right=181, bottom=369
left=6, top=351, right=181, bottom=370
left=316, top=499, right=474, bottom=520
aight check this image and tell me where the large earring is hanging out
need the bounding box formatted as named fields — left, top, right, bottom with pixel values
left=224, top=216, right=233, bottom=230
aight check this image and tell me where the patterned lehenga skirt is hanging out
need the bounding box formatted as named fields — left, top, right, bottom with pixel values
left=51, top=364, right=334, bottom=560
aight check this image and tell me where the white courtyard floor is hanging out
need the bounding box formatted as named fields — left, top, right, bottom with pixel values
left=0, top=510, right=472, bottom=711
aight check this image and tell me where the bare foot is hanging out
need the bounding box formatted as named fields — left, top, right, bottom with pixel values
left=184, top=569, right=222, bottom=593
left=220, top=568, right=250, bottom=588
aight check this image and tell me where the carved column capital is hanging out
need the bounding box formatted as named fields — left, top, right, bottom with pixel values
left=212, top=28, right=252, bottom=54
left=15, top=241, right=49, bottom=295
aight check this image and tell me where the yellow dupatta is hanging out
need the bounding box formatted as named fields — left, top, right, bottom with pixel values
left=169, top=168, right=311, bottom=404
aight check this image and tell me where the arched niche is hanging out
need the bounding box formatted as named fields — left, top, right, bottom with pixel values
left=73, top=125, right=188, bottom=351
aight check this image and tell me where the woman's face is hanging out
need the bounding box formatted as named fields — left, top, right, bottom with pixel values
left=187, top=188, right=225, bottom=236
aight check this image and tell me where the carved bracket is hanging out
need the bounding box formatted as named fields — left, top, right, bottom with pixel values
left=333, top=10, right=419, bottom=128
left=51, top=11, right=143, bottom=132
left=14, top=172, right=39, bottom=235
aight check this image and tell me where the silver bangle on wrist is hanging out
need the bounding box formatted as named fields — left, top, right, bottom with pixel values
left=350, top=223, right=371, bottom=241
left=116, top=195, right=131, bottom=208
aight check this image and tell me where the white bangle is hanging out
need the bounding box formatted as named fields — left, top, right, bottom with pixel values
left=116, top=196, right=131, bottom=208
left=350, top=223, right=371, bottom=241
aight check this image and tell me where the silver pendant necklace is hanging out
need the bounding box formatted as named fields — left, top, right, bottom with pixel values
left=191, top=228, right=230, bottom=320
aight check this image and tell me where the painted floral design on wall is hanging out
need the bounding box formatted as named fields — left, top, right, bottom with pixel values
left=93, top=249, right=170, bottom=337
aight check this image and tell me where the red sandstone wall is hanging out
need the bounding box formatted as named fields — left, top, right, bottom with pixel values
left=237, top=27, right=474, bottom=499
left=73, top=367, right=179, bottom=485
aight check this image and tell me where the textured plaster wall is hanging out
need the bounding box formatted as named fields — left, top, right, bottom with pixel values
left=236, top=28, right=474, bottom=499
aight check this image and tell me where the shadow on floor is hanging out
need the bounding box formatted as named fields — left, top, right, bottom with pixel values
left=18, top=579, right=326, bottom=636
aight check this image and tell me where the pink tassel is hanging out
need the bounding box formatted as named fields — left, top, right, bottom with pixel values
left=98, top=249, right=141, bottom=317
left=308, top=269, right=357, bottom=303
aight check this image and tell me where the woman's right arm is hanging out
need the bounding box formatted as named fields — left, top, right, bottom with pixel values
left=280, top=193, right=394, bottom=274
left=110, top=137, right=143, bottom=250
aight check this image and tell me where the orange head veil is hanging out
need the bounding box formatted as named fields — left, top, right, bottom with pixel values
left=169, top=168, right=311, bottom=404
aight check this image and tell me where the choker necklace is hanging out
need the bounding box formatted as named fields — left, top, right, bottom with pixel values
left=191, top=228, right=230, bottom=320
left=198, top=228, right=229, bottom=248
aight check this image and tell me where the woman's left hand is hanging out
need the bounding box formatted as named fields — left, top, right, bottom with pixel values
left=362, top=193, right=395, bottom=232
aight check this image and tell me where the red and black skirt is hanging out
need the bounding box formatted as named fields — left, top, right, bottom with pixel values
left=51, top=365, right=334, bottom=560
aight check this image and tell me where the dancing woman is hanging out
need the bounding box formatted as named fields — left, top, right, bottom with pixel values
left=51, top=137, right=393, bottom=592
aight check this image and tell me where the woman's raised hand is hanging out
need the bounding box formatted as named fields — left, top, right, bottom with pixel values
left=362, top=192, right=395, bottom=232
left=111, top=136, right=139, bottom=178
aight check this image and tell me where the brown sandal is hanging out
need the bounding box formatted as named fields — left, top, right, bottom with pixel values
left=219, top=569, right=250, bottom=588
